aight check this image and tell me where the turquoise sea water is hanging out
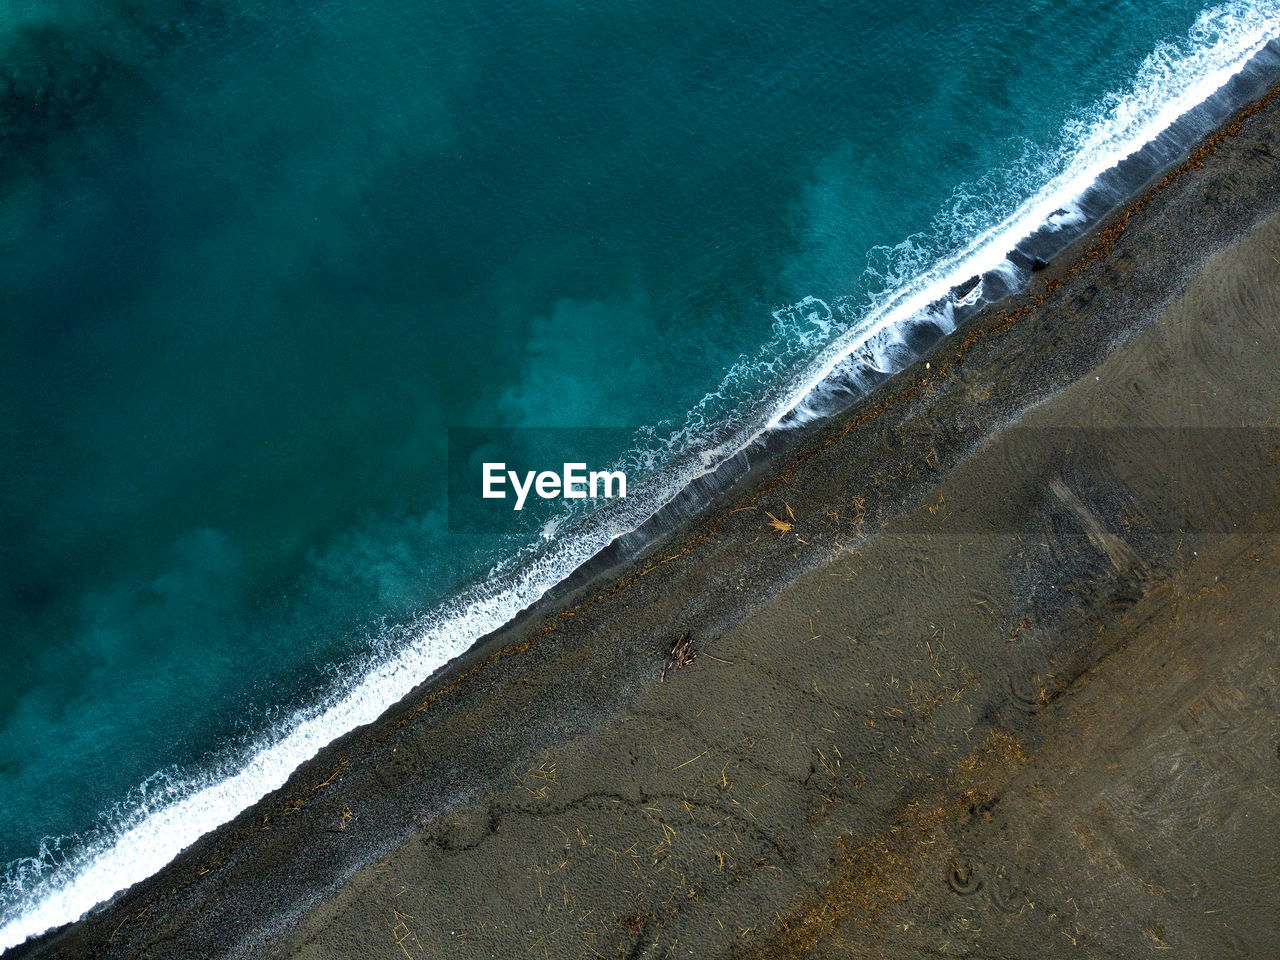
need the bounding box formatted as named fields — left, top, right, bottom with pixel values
left=2, top=0, right=1278, bottom=945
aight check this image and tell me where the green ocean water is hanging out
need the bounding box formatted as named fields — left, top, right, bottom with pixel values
left=1, top=0, right=1277, bottom=944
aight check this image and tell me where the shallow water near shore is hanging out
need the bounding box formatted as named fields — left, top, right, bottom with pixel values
left=2, top=0, right=1279, bottom=948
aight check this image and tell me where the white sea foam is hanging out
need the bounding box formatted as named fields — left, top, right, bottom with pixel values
left=753, top=1, right=1280, bottom=433
left=3, top=2, right=1280, bottom=951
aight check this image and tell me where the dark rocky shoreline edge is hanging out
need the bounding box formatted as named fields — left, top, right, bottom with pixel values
left=9, top=56, right=1280, bottom=960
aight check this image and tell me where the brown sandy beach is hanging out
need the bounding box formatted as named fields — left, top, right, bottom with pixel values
left=13, top=83, right=1280, bottom=960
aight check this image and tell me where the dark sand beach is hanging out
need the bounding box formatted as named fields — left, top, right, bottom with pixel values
left=14, top=85, right=1280, bottom=960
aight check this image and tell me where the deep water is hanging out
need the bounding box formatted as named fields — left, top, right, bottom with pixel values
left=1, top=0, right=1276, bottom=944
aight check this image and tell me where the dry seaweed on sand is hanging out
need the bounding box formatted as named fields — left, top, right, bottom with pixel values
left=660, top=633, right=698, bottom=682
left=660, top=633, right=732, bottom=681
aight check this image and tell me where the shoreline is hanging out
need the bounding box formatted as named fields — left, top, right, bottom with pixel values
left=504, top=33, right=1280, bottom=656
left=10, top=67, right=1280, bottom=960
